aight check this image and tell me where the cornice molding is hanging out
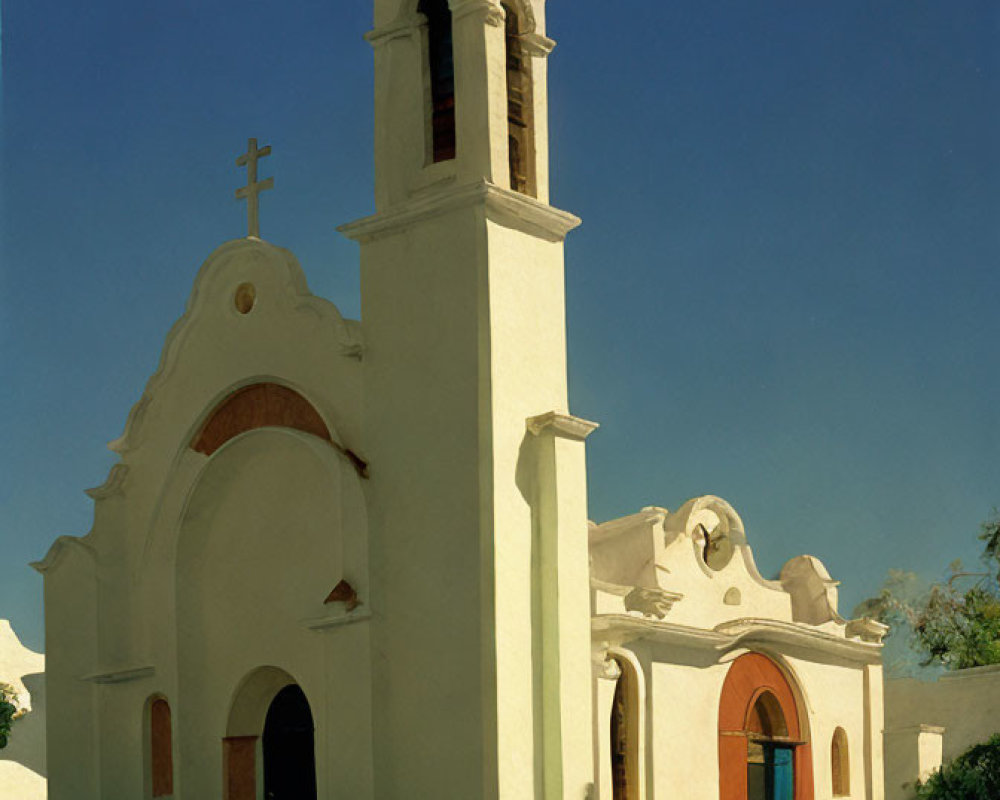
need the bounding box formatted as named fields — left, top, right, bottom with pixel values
left=302, top=608, right=373, bottom=631
left=526, top=410, right=598, bottom=441
left=885, top=724, right=946, bottom=736
left=365, top=14, right=422, bottom=47
left=522, top=32, right=556, bottom=56
left=338, top=180, right=581, bottom=244
left=715, top=618, right=883, bottom=661
left=85, top=463, right=129, bottom=500
left=844, top=616, right=889, bottom=644
left=80, top=665, right=155, bottom=685
left=592, top=614, right=883, bottom=663
left=450, top=0, right=505, bottom=26
left=31, top=535, right=96, bottom=575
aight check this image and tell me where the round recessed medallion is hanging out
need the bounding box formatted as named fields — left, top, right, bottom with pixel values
left=234, top=282, right=256, bottom=314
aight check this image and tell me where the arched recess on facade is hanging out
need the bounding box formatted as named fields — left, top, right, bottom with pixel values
left=831, top=727, right=849, bottom=797
left=607, top=648, right=645, bottom=800
left=718, top=652, right=814, bottom=800
left=190, top=381, right=333, bottom=456
left=143, top=694, right=174, bottom=799
left=223, top=666, right=318, bottom=800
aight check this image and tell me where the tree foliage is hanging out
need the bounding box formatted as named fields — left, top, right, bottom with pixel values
left=915, top=734, right=1000, bottom=799
left=855, top=511, right=1000, bottom=671
left=0, top=682, right=17, bottom=750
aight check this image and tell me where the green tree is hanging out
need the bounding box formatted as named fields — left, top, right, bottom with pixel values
left=0, top=682, right=17, bottom=749
left=855, top=511, right=1000, bottom=671
left=915, top=734, right=1000, bottom=799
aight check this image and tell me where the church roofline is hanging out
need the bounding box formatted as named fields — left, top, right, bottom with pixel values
left=30, top=534, right=96, bottom=575
left=108, top=238, right=358, bottom=457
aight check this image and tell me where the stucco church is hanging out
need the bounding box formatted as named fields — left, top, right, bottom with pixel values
left=34, top=1, right=889, bottom=799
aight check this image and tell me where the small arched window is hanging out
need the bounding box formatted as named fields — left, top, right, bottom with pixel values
left=502, top=2, right=534, bottom=196
left=419, top=0, right=456, bottom=162
left=831, top=727, right=850, bottom=796
left=149, top=697, right=173, bottom=798
left=610, top=659, right=639, bottom=799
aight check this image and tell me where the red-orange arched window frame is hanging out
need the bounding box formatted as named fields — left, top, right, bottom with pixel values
left=191, top=383, right=332, bottom=456
left=718, top=652, right=814, bottom=800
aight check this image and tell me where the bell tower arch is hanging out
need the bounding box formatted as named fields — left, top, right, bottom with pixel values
left=364, top=0, right=555, bottom=208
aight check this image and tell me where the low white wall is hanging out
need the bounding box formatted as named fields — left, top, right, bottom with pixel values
left=0, top=619, right=46, bottom=799
left=885, top=665, right=1000, bottom=798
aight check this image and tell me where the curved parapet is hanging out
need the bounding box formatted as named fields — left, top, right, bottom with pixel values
left=590, top=495, right=883, bottom=644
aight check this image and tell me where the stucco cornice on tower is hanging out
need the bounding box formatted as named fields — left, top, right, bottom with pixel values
left=526, top=411, right=598, bottom=440
left=338, top=179, right=580, bottom=243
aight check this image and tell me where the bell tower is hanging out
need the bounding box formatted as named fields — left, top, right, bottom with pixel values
left=364, top=0, right=556, bottom=209
left=340, top=1, right=595, bottom=797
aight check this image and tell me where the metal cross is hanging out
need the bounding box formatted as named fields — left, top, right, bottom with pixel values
left=235, top=138, right=274, bottom=238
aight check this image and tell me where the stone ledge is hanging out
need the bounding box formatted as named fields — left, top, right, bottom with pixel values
left=338, top=180, right=581, bottom=244
left=526, top=411, right=598, bottom=441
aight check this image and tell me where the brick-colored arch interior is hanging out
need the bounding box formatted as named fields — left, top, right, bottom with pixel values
left=718, top=652, right=814, bottom=800
left=150, top=698, right=173, bottom=798
left=191, top=383, right=332, bottom=456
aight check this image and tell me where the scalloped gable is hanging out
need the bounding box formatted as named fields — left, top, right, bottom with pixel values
left=34, top=238, right=365, bottom=576
left=589, top=495, right=873, bottom=636
left=110, top=238, right=361, bottom=458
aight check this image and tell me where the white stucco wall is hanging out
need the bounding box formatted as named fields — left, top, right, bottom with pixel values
left=36, top=239, right=372, bottom=799
left=589, top=640, right=881, bottom=800
left=884, top=666, right=1000, bottom=798
left=0, top=620, right=46, bottom=799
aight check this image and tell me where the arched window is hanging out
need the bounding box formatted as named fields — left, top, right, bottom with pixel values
left=610, top=658, right=639, bottom=799
left=149, top=697, right=173, bottom=798
left=502, top=2, right=534, bottom=196
left=831, top=727, right=850, bottom=796
left=419, top=0, right=456, bottom=162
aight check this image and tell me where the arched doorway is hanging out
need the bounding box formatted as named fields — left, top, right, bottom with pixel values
left=262, top=685, right=317, bottom=800
left=718, top=653, right=814, bottom=800
left=223, top=667, right=318, bottom=800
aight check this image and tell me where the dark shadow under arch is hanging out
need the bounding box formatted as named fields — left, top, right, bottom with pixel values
left=263, top=684, right=317, bottom=800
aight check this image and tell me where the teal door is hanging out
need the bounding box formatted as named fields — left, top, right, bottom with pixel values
left=747, top=742, right=795, bottom=800
left=771, top=746, right=794, bottom=800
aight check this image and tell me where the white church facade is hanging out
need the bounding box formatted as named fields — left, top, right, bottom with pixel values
left=34, top=2, right=889, bottom=799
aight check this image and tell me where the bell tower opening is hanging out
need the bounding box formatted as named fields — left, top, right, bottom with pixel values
left=418, top=0, right=456, bottom=163
left=502, top=2, right=535, bottom=196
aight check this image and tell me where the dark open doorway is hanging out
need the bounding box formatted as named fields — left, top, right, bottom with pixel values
left=262, top=684, right=317, bottom=800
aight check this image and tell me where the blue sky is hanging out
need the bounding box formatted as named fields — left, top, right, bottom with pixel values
left=1, top=1, right=998, bottom=655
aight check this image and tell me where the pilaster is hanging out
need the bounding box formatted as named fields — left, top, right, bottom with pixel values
left=864, top=662, right=886, bottom=800
left=528, top=411, right=599, bottom=800
left=450, top=0, right=510, bottom=187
